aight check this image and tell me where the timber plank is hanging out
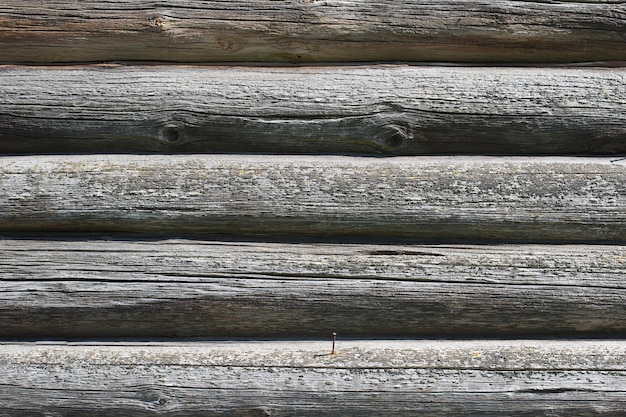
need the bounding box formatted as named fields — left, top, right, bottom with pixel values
left=0, top=1, right=624, bottom=63
left=1, top=237, right=626, bottom=338
left=0, top=155, right=624, bottom=242
left=0, top=65, right=625, bottom=155
left=0, top=340, right=624, bottom=416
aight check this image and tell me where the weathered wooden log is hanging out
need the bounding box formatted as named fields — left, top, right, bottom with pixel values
left=1, top=155, right=624, bottom=242
left=0, top=1, right=624, bottom=63
left=1, top=65, right=624, bottom=155
left=0, top=340, right=624, bottom=416
left=1, top=237, right=626, bottom=338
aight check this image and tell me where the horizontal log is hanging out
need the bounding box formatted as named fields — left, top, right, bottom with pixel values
left=1, top=65, right=625, bottom=155
left=1, top=237, right=626, bottom=338
left=0, top=1, right=624, bottom=63
left=0, top=155, right=624, bottom=242
left=0, top=340, right=625, bottom=416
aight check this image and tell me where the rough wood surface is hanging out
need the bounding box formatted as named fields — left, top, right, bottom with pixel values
left=1, top=155, right=624, bottom=242
left=0, top=1, right=624, bottom=63
left=1, top=237, right=626, bottom=338
left=1, top=65, right=625, bottom=155
left=0, top=340, right=624, bottom=416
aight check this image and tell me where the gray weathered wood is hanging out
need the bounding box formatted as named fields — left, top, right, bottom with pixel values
left=0, top=340, right=624, bottom=416
left=1, top=155, right=624, bottom=242
left=1, top=237, right=626, bottom=338
left=0, top=1, right=624, bottom=63
left=1, top=65, right=625, bottom=155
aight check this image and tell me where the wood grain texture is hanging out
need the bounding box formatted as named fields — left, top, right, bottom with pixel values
left=0, top=1, right=624, bottom=63
left=1, top=155, right=624, bottom=242
left=1, top=237, right=626, bottom=338
left=1, top=65, right=625, bottom=155
left=0, top=340, right=625, bottom=416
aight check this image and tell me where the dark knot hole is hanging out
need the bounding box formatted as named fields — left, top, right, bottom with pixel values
left=161, top=125, right=183, bottom=145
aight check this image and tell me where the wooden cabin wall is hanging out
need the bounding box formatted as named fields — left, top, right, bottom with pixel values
left=2, top=340, right=626, bottom=417
left=1, top=156, right=625, bottom=241
left=1, top=65, right=624, bottom=155
left=0, top=1, right=625, bottom=415
left=1, top=0, right=625, bottom=63
left=2, top=238, right=626, bottom=339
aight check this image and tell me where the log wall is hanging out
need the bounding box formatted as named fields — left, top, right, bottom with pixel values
left=1, top=341, right=625, bottom=416
left=0, top=1, right=625, bottom=415
left=1, top=155, right=624, bottom=241
left=1, top=1, right=624, bottom=63
left=1, top=65, right=624, bottom=155
left=2, top=237, right=626, bottom=339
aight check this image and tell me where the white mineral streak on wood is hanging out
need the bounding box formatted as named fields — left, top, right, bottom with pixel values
left=0, top=65, right=624, bottom=154
left=0, top=155, right=624, bottom=242
left=0, top=340, right=624, bottom=416
left=0, top=0, right=624, bottom=63
left=1, top=237, right=625, bottom=338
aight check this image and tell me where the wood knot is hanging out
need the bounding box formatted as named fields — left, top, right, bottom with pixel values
left=216, top=38, right=234, bottom=51
left=135, top=387, right=171, bottom=407
left=160, top=124, right=184, bottom=145
left=241, top=407, right=273, bottom=417
left=256, top=407, right=272, bottom=417
left=381, top=125, right=411, bottom=150
left=149, top=16, right=165, bottom=30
